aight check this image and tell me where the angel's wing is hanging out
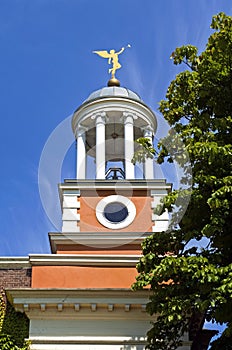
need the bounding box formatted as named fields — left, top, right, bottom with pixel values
left=93, top=50, right=111, bottom=58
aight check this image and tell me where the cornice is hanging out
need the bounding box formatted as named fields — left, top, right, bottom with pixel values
left=0, top=256, right=31, bottom=269
left=72, top=96, right=157, bottom=133
left=60, top=179, right=172, bottom=191
left=6, top=288, right=151, bottom=319
left=6, top=288, right=149, bottom=299
left=28, top=337, right=191, bottom=347
left=48, top=231, right=150, bottom=253
left=28, top=254, right=140, bottom=266
left=29, top=336, right=148, bottom=345
left=58, top=180, right=171, bottom=206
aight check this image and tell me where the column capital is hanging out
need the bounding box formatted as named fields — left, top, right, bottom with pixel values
left=91, top=112, right=107, bottom=125
left=122, top=111, right=138, bottom=124
left=75, top=125, right=88, bottom=138
left=142, top=125, right=154, bottom=138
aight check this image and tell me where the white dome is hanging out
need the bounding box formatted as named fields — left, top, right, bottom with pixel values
left=85, top=86, right=142, bottom=103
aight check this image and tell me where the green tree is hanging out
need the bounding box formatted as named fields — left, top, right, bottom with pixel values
left=133, top=12, right=232, bottom=350
left=0, top=291, right=29, bottom=350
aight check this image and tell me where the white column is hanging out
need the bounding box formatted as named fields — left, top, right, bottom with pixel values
left=123, top=112, right=135, bottom=179
left=143, top=127, right=154, bottom=179
left=76, top=127, right=86, bottom=179
left=95, top=113, right=106, bottom=179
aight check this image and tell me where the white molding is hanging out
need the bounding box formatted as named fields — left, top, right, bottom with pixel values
left=6, top=288, right=150, bottom=300
left=6, top=288, right=151, bottom=320
left=28, top=254, right=140, bottom=266
left=0, top=256, right=31, bottom=268
left=62, top=190, right=81, bottom=195
left=59, top=179, right=172, bottom=192
left=72, top=98, right=157, bottom=137
left=150, top=189, right=169, bottom=196
left=49, top=232, right=151, bottom=253
left=29, top=335, right=149, bottom=349
left=29, top=336, right=147, bottom=343
left=49, top=231, right=149, bottom=242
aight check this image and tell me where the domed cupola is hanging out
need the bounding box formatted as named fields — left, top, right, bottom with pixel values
left=72, top=82, right=157, bottom=180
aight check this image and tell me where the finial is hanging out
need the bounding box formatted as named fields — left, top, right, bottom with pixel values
left=93, top=44, right=131, bottom=84
left=107, top=77, right=120, bottom=87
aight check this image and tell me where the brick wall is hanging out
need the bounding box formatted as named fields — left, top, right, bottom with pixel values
left=0, top=268, right=32, bottom=289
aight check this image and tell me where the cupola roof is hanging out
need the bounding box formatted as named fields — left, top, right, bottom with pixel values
left=85, top=86, right=142, bottom=103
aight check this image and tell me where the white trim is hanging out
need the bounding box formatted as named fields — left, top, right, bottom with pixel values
left=0, top=256, right=31, bottom=268
left=96, top=195, right=136, bottom=229
left=59, top=179, right=172, bottom=191
left=72, top=98, right=157, bottom=137
left=6, top=288, right=150, bottom=300
left=29, top=336, right=147, bottom=343
left=6, top=288, right=151, bottom=317
left=49, top=232, right=150, bottom=253
left=29, top=336, right=149, bottom=350
left=28, top=254, right=140, bottom=266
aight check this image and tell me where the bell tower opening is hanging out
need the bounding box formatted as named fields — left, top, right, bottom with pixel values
left=105, top=165, right=125, bottom=180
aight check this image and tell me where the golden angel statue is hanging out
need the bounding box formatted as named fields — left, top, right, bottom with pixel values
left=93, top=45, right=131, bottom=79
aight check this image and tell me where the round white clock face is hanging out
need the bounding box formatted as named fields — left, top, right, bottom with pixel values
left=96, top=195, right=136, bottom=229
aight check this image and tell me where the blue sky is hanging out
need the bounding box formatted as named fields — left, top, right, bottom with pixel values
left=0, top=0, right=232, bottom=257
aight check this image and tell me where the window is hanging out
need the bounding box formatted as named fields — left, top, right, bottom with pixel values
left=104, top=202, right=129, bottom=223
left=96, top=195, right=136, bottom=229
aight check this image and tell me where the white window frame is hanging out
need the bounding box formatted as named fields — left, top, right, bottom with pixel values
left=96, top=195, right=136, bottom=229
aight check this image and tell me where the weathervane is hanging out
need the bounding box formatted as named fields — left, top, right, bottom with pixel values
left=93, top=45, right=131, bottom=86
